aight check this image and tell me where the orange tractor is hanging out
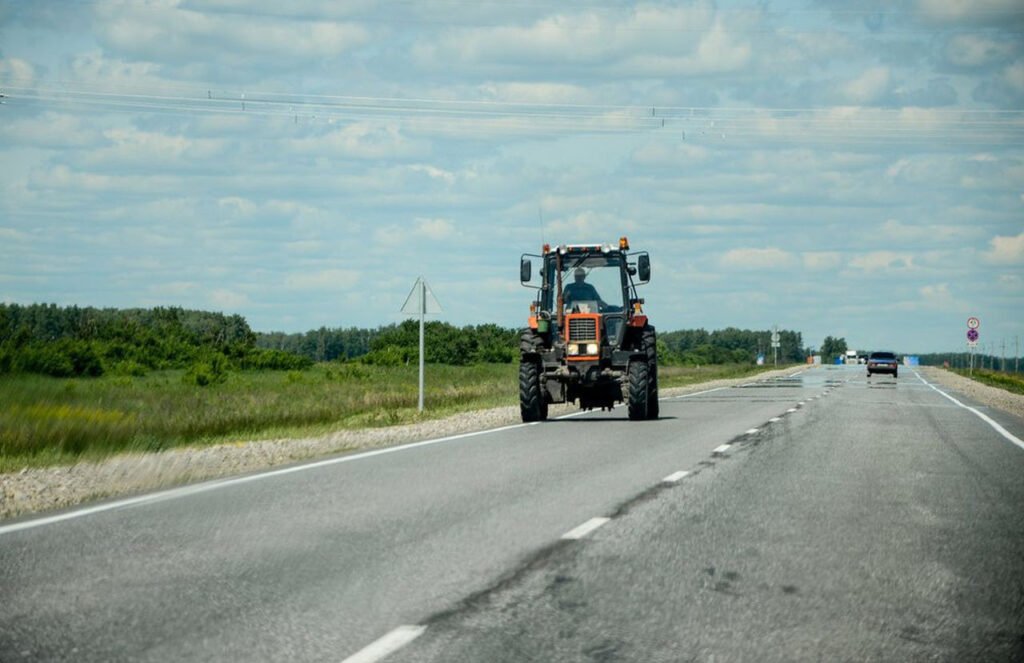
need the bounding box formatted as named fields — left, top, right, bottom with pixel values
left=518, top=237, right=658, bottom=421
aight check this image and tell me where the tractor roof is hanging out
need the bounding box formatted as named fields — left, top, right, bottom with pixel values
left=543, top=237, right=631, bottom=255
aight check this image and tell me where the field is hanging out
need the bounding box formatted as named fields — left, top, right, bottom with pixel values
left=0, top=362, right=788, bottom=472
left=952, top=368, right=1024, bottom=395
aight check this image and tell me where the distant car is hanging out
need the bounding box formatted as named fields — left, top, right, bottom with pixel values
left=867, top=351, right=898, bottom=378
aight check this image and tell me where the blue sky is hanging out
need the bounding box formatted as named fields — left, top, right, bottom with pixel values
left=1, top=0, right=1022, bottom=355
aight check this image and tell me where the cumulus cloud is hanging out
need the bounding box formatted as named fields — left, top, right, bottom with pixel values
left=983, top=232, right=1024, bottom=264
left=849, top=252, right=916, bottom=272
left=944, top=34, right=1017, bottom=68
left=412, top=5, right=752, bottom=78
left=290, top=124, right=429, bottom=160
left=802, top=252, right=842, bottom=271
left=209, top=288, right=250, bottom=309
left=720, top=248, right=797, bottom=270
left=879, top=219, right=975, bottom=243
left=918, top=283, right=963, bottom=310
left=93, top=0, right=369, bottom=65
left=842, top=66, right=891, bottom=104
left=0, top=57, right=35, bottom=83
left=917, top=0, right=1023, bottom=25
left=414, top=218, right=455, bottom=240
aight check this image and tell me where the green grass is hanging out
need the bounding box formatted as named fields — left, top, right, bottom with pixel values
left=951, top=368, right=1024, bottom=396
left=0, top=361, right=792, bottom=472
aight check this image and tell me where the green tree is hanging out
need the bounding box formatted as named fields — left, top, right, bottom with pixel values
left=820, top=336, right=848, bottom=363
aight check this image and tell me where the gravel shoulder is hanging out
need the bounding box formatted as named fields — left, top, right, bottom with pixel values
left=4, top=366, right=1021, bottom=521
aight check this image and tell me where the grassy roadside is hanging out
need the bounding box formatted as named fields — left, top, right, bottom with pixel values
left=1, top=362, right=795, bottom=472
left=949, top=368, right=1024, bottom=396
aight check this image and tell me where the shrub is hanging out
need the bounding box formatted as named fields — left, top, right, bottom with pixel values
left=241, top=348, right=313, bottom=371
left=360, top=345, right=414, bottom=366
left=184, top=352, right=230, bottom=387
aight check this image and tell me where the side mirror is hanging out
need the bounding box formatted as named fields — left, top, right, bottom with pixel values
left=520, top=258, right=532, bottom=283
left=637, top=254, right=651, bottom=282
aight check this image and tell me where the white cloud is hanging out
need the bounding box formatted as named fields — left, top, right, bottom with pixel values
left=918, top=283, right=957, bottom=308
left=720, top=248, right=797, bottom=270
left=998, top=273, right=1023, bottom=292
left=0, top=57, right=35, bottom=83
left=94, top=1, right=369, bottom=63
left=290, top=124, right=429, bottom=160
left=408, top=164, right=456, bottom=185
left=802, top=252, right=842, bottom=271
left=983, top=232, right=1024, bottom=264
left=849, top=252, right=916, bottom=273
left=917, top=0, right=1022, bottom=24
left=842, top=67, right=890, bottom=104
left=547, top=211, right=637, bottom=238
left=414, top=218, right=455, bottom=240
left=0, top=228, right=31, bottom=242
left=879, top=219, right=975, bottom=243
left=209, top=288, right=250, bottom=309
left=944, top=34, right=1016, bottom=68
left=412, top=5, right=752, bottom=77
left=0, top=113, right=102, bottom=149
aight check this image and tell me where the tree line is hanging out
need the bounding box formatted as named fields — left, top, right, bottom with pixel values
left=659, top=327, right=805, bottom=365
left=0, top=303, right=309, bottom=380
left=2, top=303, right=810, bottom=379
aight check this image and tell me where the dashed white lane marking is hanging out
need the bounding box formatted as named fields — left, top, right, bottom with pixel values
left=768, top=417, right=782, bottom=423
left=342, top=625, right=426, bottom=663
left=745, top=428, right=759, bottom=435
left=786, top=408, right=798, bottom=413
left=712, top=444, right=731, bottom=455
left=798, top=401, right=806, bottom=406
left=915, top=371, right=1024, bottom=452
left=662, top=470, right=690, bottom=483
left=562, top=517, right=611, bottom=540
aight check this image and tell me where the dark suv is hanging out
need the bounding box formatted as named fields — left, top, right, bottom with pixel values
left=867, top=351, right=899, bottom=378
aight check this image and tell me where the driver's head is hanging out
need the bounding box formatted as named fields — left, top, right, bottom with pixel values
left=574, top=267, right=586, bottom=282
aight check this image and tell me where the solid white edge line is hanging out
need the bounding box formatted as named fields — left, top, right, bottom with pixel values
left=665, top=386, right=729, bottom=401
left=915, top=371, right=1024, bottom=451
left=663, top=470, right=690, bottom=483
left=0, top=420, right=536, bottom=536
left=562, top=517, right=610, bottom=540
left=712, top=444, right=731, bottom=454
left=342, top=625, right=426, bottom=663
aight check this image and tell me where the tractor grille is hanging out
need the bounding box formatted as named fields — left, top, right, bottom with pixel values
left=568, top=317, right=598, bottom=342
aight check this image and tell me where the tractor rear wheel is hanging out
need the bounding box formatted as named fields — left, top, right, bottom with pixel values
left=627, top=360, right=649, bottom=421
left=642, top=326, right=659, bottom=420
left=519, top=361, right=547, bottom=422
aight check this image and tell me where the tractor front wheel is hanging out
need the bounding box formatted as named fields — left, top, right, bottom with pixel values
left=519, top=361, right=548, bottom=422
left=627, top=360, right=649, bottom=421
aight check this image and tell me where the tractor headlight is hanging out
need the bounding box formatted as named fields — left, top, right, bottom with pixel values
left=586, top=343, right=599, bottom=355
left=567, top=344, right=579, bottom=356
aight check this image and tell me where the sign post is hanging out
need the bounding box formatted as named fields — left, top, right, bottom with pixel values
left=966, top=317, right=980, bottom=377
left=771, top=326, right=780, bottom=367
left=401, top=277, right=442, bottom=412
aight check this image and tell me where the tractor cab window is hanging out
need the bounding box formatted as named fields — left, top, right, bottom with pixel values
left=546, top=254, right=626, bottom=314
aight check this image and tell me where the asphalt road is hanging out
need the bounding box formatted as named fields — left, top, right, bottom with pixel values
left=2, top=366, right=1023, bottom=662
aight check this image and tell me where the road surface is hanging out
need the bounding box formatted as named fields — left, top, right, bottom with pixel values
left=2, top=366, right=1022, bottom=662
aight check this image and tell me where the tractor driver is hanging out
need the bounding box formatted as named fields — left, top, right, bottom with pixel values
left=562, top=267, right=606, bottom=311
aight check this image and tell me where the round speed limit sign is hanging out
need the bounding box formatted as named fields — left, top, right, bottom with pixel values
left=967, top=317, right=980, bottom=330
